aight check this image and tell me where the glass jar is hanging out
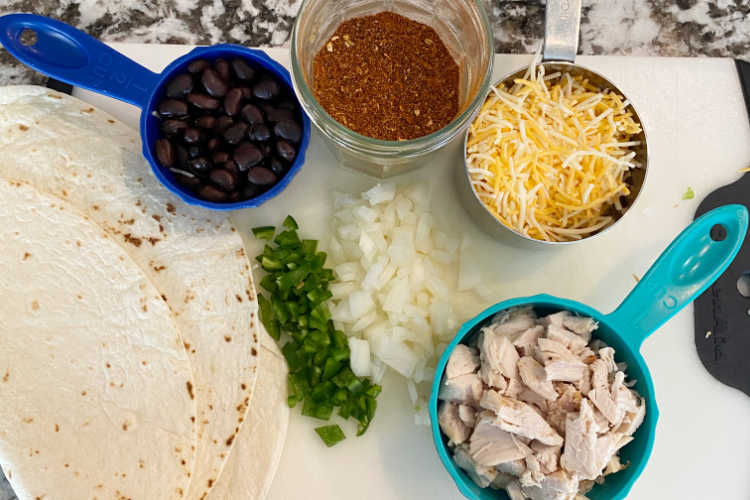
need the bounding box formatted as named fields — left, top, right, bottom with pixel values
left=291, top=0, right=494, bottom=178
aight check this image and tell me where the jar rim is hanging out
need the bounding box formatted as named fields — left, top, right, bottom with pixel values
left=290, top=0, right=495, bottom=154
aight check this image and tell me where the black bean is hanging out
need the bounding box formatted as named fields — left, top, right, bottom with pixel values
left=223, top=88, right=243, bottom=116
left=183, top=127, right=203, bottom=144
left=223, top=122, right=248, bottom=145
left=212, top=151, right=229, bottom=164
left=161, top=119, right=189, bottom=136
left=252, top=79, right=279, bottom=100
left=186, top=92, right=220, bottom=111
left=276, top=140, right=296, bottom=162
left=174, top=172, right=202, bottom=189
left=198, top=184, right=228, bottom=202
left=165, top=73, right=194, bottom=98
left=274, top=120, right=302, bottom=143
left=175, top=144, right=189, bottom=167
left=241, top=104, right=264, bottom=125
left=202, top=68, right=228, bottom=97
left=228, top=190, right=242, bottom=202
left=155, top=139, right=174, bottom=167
left=238, top=87, right=252, bottom=99
left=187, top=146, right=202, bottom=158
left=214, top=59, right=231, bottom=81
left=234, top=142, right=263, bottom=171
left=231, top=58, right=255, bottom=81
left=261, top=142, right=273, bottom=157
left=250, top=124, right=271, bottom=142
left=277, top=100, right=296, bottom=111
left=269, top=156, right=286, bottom=176
left=223, top=160, right=241, bottom=176
left=187, top=157, right=212, bottom=177
left=207, top=137, right=220, bottom=151
left=242, top=184, right=261, bottom=199
left=196, top=116, right=216, bottom=129
left=215, top=116, right=234, bottom=132
left=158, top=99, right=188, bottom=118
left=247, top=166, right=277, bottom=186
left=265, top=108, right=295, bottom=123
left=187, top=59, right=210, bottom=73
left=209, top=168, right=237, bottom=192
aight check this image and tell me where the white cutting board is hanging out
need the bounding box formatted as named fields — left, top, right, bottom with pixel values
left=73, top=44, right=750, bottom=500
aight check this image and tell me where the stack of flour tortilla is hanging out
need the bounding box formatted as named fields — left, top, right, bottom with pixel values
left=0, top=86, right=288, bottom=499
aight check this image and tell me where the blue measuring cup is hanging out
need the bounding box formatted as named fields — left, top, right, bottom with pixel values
left=430, top=204, right=748, bottom=500
left=0, top=13, right=311, bottom=211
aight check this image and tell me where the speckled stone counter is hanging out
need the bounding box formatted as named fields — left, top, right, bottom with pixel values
left=0, top=1, right=749, bottom=499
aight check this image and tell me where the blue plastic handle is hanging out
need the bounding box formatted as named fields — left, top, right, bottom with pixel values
left=0, top=14, right=159, bottom=108
left=606, top=204, right=748, bottom=350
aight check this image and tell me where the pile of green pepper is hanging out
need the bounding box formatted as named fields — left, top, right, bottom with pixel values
left=253, top=216, right=380, bottom=447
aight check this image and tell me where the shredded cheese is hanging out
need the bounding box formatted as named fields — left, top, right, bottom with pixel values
left=466, top=61, right=643, bottom=242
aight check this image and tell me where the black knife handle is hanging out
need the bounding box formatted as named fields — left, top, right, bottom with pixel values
left=736, top=59, right=750, bottom=127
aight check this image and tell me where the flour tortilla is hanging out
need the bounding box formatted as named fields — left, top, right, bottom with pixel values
left=0, top=179, right=197, bottom=499
left=0, top=86, right=261, bottom=498
left=208, top=326, right=289, bottom=499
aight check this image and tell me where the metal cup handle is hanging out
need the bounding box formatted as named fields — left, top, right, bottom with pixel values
left=543, top=0, right=582, bottom=63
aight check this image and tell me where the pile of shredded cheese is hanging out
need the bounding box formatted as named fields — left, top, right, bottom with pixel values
left=466, top=59, right=643, bottom=242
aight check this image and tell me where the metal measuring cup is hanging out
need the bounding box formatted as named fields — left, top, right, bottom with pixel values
left=459, top=0, right=648, bottom=246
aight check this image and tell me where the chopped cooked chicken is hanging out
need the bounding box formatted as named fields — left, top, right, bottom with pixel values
left=440, top=309, right=645, bottom=500
left=469, top=415, right=530, bottom=466
left=562, top=315, right=597, bottom=342
left=547, top=324, right=588, bottom=354
left=480, top=361, right=508, bottom=391
left=453, top=444, right=498, bottom=488
left=518, top=356, right=558, bottom=401
left=539, top=350, right=587, bottom=384
left=438, top=401, right=471, bottom=444
left=530, top=441, right=561, bottom=474
left=514, top=325, right=545, bottom=356
left=492, top=307, right=537, bottom=338
left=446, top=344, right=480, bottom=379
left=506, top=480, right=526, bottom=500
left=480, top=329, right=520, bottom=380
left=522, top=470, right=580, bottom=500
left=481, top=390, right=563, bottom=446
left=439, top=373, right=484, bottom=406
left=458, top=404, right=477, bottom=427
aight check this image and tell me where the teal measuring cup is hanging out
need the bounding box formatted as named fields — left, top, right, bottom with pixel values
left=430, top=204, right=748, bottom=500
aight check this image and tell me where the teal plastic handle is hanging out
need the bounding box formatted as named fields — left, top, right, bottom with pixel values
left=606, top=204, right=748, bottom=350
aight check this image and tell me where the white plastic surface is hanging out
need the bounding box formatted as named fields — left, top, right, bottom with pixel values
left=75, top=44, right=750, bottom=500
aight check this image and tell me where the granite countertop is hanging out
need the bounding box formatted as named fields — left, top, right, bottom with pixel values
left=0, top=1, right=749, bottom=499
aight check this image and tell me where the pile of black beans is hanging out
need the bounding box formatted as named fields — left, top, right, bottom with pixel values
left=153, top=57, right=304, bottom=203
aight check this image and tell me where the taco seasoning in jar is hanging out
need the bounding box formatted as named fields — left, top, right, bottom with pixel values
left=312, top=12, right=459, bottom=141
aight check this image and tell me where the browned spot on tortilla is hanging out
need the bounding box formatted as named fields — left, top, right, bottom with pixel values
left=251, top=347, right=257, bottom=356
left=238, top=416, right=244, bottom=423
left=142, top=360, right=147, bottom=366
left=225, top=434, right=235, bottom=446
left=224, top=335, right=232, bottom=343
left=54, top=424, right=59, bottom=432
left=184, top=290, right=195, bottom=303
left=186, top=381, right=194, bottom=399
left=18, top=124, right=28, bottom=131
left=240, top=383, right=246, bottom=390
left=212, top=439, right=217, bottom=444
left=192, top=349, right=196, bottom=354
left=122, top=233, right=142, bottom=247
left=23, top=252, right=31, bottom=260
left=47, top=93, right=62, bottom=99
left=64, top=464, right=69, bottom=468
left=22, top=417, right=33, bottom=423
left=2, top=370, right=9, bottom=383
left=142, top=304, right=148, bottom=312
left=153, top=264, right=166, bottom=272
left=245, top=289, right=254, bottom=301
left=122, top=422, right=128, bottom=431
left=199, top=492, right=206, bottom=500
left=152, top=214, right=161, bottom=222
left=147, top=236, right=160, bottom=245
left=167, top=203, right=176, bottom=214
left=82, top=107, right=94, bottom=113
left=158, top=224, right=164, bottom=233
left=190, top=416, right=195, bottom=423
left=92, top=204, right=99, bottom=210
left=231, top=227, right=236, bottom=232
left=81, top=391, right=86, bottom=396
left=183, top=341, right=191, bottom=350
left=122, top=218, right=135, bottom=225
left=135, top=199, right=142, bottom=206
left=139, top=459, right=145, bottom=469
left=208, top=404, right=213, bottom=410
left=220, top=452, right=225, bottom=459
left=108, top=119, right=115, bottom=124
left=181, top=459, right=186, bottom=465
left=106, top=363, right=111, bottom=368
left=77, top=294, right=83, bottom=300
left=161, top=293, right=168, bottom=303
left=31, top=300, right=39, bottom=311
left=235, top=293, right=243, bottom=303
left=109, top=382, right=115, bottom=387
left=75, top=240, right=81, bottom=247
left=235, top=248, right=246, bottom=258
left=60, top=189, right=69, bottom=198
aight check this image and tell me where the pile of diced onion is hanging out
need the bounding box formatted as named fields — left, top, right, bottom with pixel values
left=327, top=183, right=485, bottom=423
left=466, top=58, right=643, bottom=242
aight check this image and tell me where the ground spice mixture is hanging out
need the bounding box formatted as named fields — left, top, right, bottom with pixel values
left=312, top=11, right=459, bottom=141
